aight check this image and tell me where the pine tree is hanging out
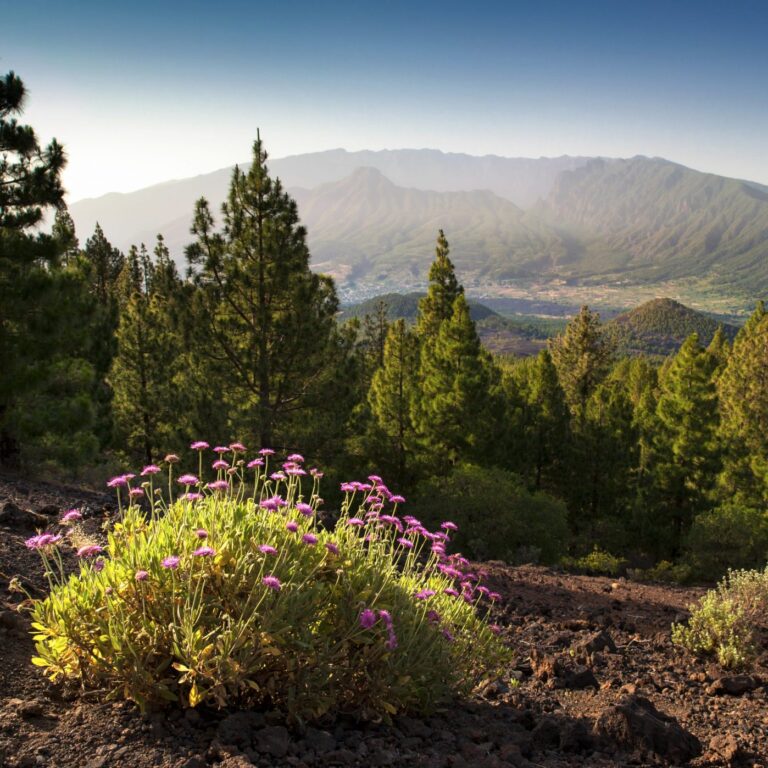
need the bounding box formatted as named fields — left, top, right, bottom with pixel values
left=414, top=293, right=499, bottom=469
left=110, top=242, right=184, bottom=463
left=549, top=305, right=614, bottom=421
left=367, top=319, right=419, bottom=485
left=0, top=71, right=96, bottom=469
left=650, top=334, right=720, bottom=554
left=84, top=223, right=125, bottom=305
left=717, top=305, right=768, bottom=505
left=503, top=350, right=569, bottom=494
left=360, top=299, right=390, bottom=386
left=415, top=230, right=463, bottom=341
left=706, top=326, right=730, bottom=377
left=185, top=136, right=352, bottom=452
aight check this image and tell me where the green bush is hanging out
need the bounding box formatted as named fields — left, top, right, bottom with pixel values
left=410, top=464, right=569, bottom=564
left=561, top=546, right=626, bottom=576
left=672, top=566, right=768, bottom=668
left=26, top=448, right=509, bottom=720
left=685, top=503, right=768, bottom=578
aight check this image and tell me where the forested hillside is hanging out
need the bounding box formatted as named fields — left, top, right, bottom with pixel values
left=4, top=71, right=768, bottom=586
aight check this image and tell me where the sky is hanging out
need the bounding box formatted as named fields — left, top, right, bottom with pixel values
left=3, top=0, right=767, bottom=201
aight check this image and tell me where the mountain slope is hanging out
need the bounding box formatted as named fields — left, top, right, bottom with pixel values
left=606, top=298, right=739, bottom=355
left=291, top=168, right=567, bottom=287
left=540, top=157, right=768, bottom=289
left=68, top=149, right=590, bottom=253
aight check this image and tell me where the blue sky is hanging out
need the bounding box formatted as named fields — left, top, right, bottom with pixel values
left=3, top=0, right=767, bottom=200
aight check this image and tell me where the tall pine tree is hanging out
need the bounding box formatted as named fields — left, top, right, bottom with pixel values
left=185, top=136, right=352, bottom=453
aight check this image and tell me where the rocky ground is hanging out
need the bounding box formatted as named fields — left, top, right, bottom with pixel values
left=0, top=473, right=766, bottom=768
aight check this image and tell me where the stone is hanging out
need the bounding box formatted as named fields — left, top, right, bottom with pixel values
left=574, top=629, right=617, bottom=657
left=594, top=694, right=702, bottom=763
left=217, top=711, right=266, bottom=749
left=709, top=734, right=744, bottom=765
left=255, top=725, right=290, bottom=758
left=707, top=675, right=762, bottom=696
left=304, top=727, right=336, bottom=754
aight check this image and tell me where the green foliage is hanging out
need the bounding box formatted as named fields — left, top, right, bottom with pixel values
left=717, top=304, right=768, bottom=506
left=549, top=305, right=614, bottom=420
left=110, top=240, right=186, bottom=463
left=607, top=298, right=737, bottom=357
left=502, top=350, right=569, bottom=495
left=415, top=230, right=463, bottom=341
left=367, top=319, right=419, bottom=485
left=185, top=137, right=354, bottom=454
left=561, top=547, right=626, bottom=576
left=646, top=334, right=720, bottom=554
left=672, top=567, right=768, bottom=668
left=411, top=464, right=569, bottom=564
left=414, top=294, right=501, bottom=468
left=28, top=454, right=508, bottom=720
left=686, top=503, right=768, bottom=578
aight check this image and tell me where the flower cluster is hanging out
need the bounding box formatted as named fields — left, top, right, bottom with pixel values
left=27, top=442, right=508, bottom=721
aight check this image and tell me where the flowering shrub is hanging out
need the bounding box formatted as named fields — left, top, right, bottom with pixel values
left=27, top=445, right=509, bottom=720
left=672, top=566, right=768, bottom=668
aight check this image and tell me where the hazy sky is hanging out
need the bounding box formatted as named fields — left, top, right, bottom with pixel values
left=3, top=0, right=767, bottom=201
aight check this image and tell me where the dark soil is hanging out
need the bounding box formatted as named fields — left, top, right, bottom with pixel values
left=1, top=474, right=766, bottom=768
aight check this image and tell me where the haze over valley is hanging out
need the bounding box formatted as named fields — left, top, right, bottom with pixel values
left=69, top=149, right=768, bottom=313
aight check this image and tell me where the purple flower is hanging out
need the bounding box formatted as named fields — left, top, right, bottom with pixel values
left=287, top=453, right=304, bottom=463
left=190, top=441, right=209, bottom=451
left=403, top=516, right=421, bottom=526
left=93, top=558, right=105, bottom=573
left=378, top=609, right=393, bottom=627
left=286, top=520, right=299, bottom=532
left=177, top=474, right=199, bottom=487
left=260, top=495, right=287, bottom=511
left=441, top=628, right=455, bottom=642
left=359, top=609, right=377, bottom=629
left=489, top=624, right=502, bottom=635
left=212, top=459, right=229, bottom=470
left=107, top=475, right=128, bottom=488
left=262, top=574, right=281, bottom=591
left=213, top=445, right=229, bottom=454
left=77, top=544, right=103, bottom=558
left=270, top=471, right=286, bottom=481
left=247, top=458, right=264, bottom=469
left=415, top=589, right=436, bottom=600
left=61, top=509, right=82, bottom=523
left=340, top=482, right=356, bottom=493
left=368, top=474, right=383, bottom=484
left=397, top=538, right=414, bottom=549
left=295, top=502, right=313, bottom=517
left=162, top=555, right=180, bottom=570
left=129, top=488, right=145, bottom=498
left=135, top=570, right=149, bottom=582
left=196, top=528, right=208, bottom=539
left=385, top=630, right=398, bottom=650
left=477, top=585, right=490, bottom=596
left=302, top=533, right=318, bottom=546
left=310, top=468, right=324, bottom=478
left=346, top=517, right=365, bottom=527
left=259, top=544, right=278, bottom=555
left=444, top=588, right=460, bottom=598
left=141, top=464, right=161, bottom=476
left=325, top=541, right=339, bottom=555
left=427, top=609, right=441, bottom=623
left=184, top=492, right=203, bottom=501
left=193, top=546, right=215, bottom=557
left=207, top=480, right=229, bottom=491
left=441, top=521, right=458, bottom=531
left=124, top=473, right=136, bottom=481
left=285, top=467, right=306, bottom=476
left=164, top=454, right=180, bottom=464
left=25, top=533, right=62, bottom=550
left=390, top=495, right=405, bottom=504
left=259, top=448, right=275, bottom=456
left=488, top=592, right=501, bottom=602
left=229, top=442, right=246, bottom=452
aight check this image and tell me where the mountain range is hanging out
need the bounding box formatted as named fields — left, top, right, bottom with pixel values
left=68, top=149, right=768, bottom=302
